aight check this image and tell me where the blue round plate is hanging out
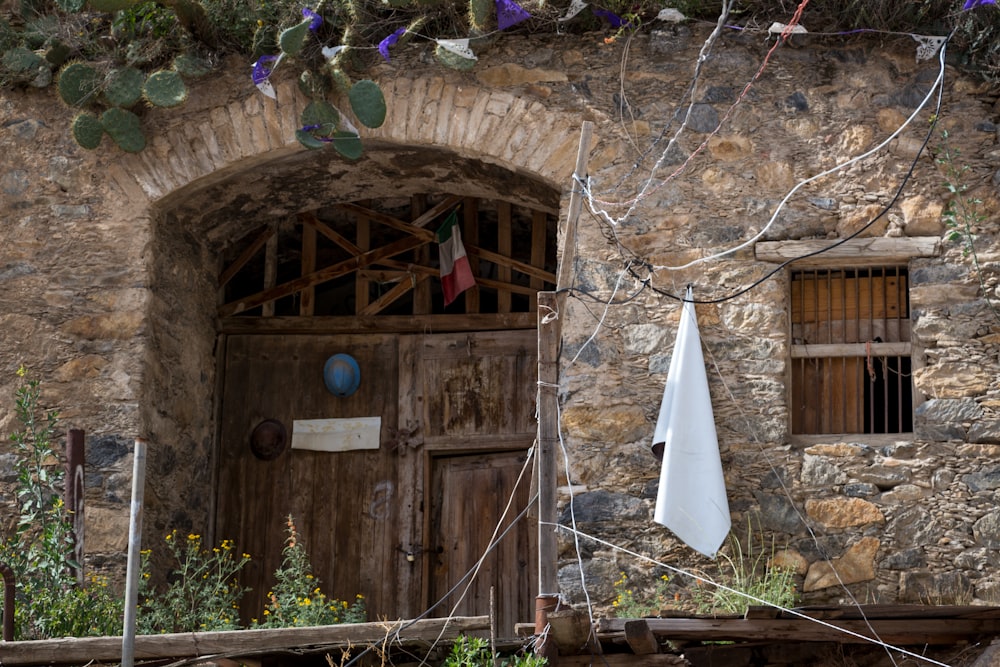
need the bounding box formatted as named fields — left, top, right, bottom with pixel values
left=324, top=353, right=361, bottom=397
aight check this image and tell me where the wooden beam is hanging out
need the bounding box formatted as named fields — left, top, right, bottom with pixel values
left=557, top=121, right=594, bottom=291
left=557, top=656, right=687, bottom=667
left=218, top=225, right=273, bottom=287
left=755, top=237, right=940, bottom=267
left=218, top=235, right=427, bottom=317
left=356, top=212, right=370, bottom=312
left=301, top=213, right=362, bottom=255
left=337, top=196, right=463, bottom=238
left=464, top=198, right=481, bottom=314
left=595, top=617, right=1000, bottom=644
left=359, top=273, right=428, bottom=316
left=262, top=230, right=278, bottom=317
left=0, top=617, right=492, bottom=665
left=624, top=620, right=661, bottom=655
left=300, top=221, right=316, bottom=316
left=548, top=608, right=601, bottom=656
left=467, top=246, right=555, bottom=285
left=791, top=342, right=911, bottom=358
left=219, top=313, right=538, bottom=335
left=530, top=208, right=547, bottom=311
left=498, top=201, right=512, bottom=314
left=412, top=195, right=432, bottom=315
left=537, top=291, right=560, bottom=602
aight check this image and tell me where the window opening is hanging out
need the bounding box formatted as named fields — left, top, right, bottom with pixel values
left=790, top=266, right=912, bottom=435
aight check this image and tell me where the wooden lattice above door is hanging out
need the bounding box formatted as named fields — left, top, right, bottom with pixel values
left=218, top=194, right=557, bottom=327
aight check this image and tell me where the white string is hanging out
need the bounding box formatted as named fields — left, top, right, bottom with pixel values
left=568, top=260, right=634, bottom=366
left=546, top=524, right=954, bottom=667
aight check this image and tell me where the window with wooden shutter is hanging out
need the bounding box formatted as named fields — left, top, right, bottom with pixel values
left=790, top=266, right=913, bottom=435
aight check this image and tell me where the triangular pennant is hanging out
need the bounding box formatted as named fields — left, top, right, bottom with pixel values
left=656, top=8, right=685, bottom=22
left=322, top=45, right=346, bottom=60
left=912, top=34, right=946, bottom=62
left=435, top=38, right=477, bottom=61
left=496, top=0, right=531, bottom=30
left=378, top=27, right=407, bottom=62
left=558, top=0, right=588, bottom=21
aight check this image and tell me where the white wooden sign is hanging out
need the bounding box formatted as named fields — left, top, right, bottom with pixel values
left=291, top=417, right=381, bottom=452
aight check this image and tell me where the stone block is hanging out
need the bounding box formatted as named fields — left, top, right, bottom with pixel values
left=804, top=497, right=884, bottom=528
left=86, top=505, right=130, bottom=552
left=803, top=537, right=879, bottom=592
left=899, top=570, right=972, bottom=604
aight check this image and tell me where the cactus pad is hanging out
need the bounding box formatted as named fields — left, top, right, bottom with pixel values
left=71, top=112, right=104, bottom=149
left=101, top=107, right=145, bottom=153
left=278, top=20, right=311, bottom=57
left=57, top=62, right=100, bottom=107
left=348, top=80, right=386, bottom=129
left=104, top=67, right=144, bottom=108
left=301, top=99, right=340, bottom=132
left=2, top=47, right=43, bottom=73
left=143, top=70, right=187, bottom=108
left=330, top=131, right=362, bottom=160
left=172, top=53, right=212, bottom=78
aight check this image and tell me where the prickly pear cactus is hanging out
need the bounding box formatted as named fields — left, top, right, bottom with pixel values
left=104, top=67, right=144, bottom=108
left=57, top=61, right=100, bottom=107
left=143, top=69, right=187, bottom=108
left=348, top=80, right=386, bottom=129
left=100, top=107, right=146, bottom=153
left=3, top=46, right=42, bottom=73
left=172, top=53, right=212, bottom=78
left=71, top=112, right=105, bottom=149
left=468, top=0, right=491, bottom=32
left=279, top=20, right=311, bottom=57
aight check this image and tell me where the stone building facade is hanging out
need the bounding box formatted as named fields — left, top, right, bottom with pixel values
left=1, top=23, right=999, bottom=616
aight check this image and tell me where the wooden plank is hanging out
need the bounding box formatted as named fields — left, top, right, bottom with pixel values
left=498, top=201, right=512, bottom=314
left=624, top=619, right=662, bottom=654
left=337, top=196, right=462, bottom=237
left=359, top=273, right=428, bottom=316
left=791, top=342, right=911, bottom=358
left=548, top=608, right=601, bottom=655
left=0, top=617, right=491, bottom=665
left=530, top=209, right=547, bottom=312
left=356, top=213, right=370, bottom=312
left=468, top=245, right=555, bottom=285
left=218, top=225, right=273, bottom=287
left=537, top=291, right=560, bottom=600
left=791, top=275, right=906, bottom=325
left=300, top=221, right=316, bottom=316
left=558, top=656, right=687, bottom=667
left=756, top=237, right=940, bottom=266
left=219, top=313, right=538, bottom=335
left=219, top=235, right=427, bottom=317
left=261, top=231, right=278, bottom=317
left=557, top=121, right=594, bottom=291
left=396, top=335, right=422, bottom=620
left=464, top=198, right=481, bottom=314
left=596, top=617, right=1000, bottom=644
left=412, top=195, right=432, bottom=315
left=302, top=212, right=363, bottom=255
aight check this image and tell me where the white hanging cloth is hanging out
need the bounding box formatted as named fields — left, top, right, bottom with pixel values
left=653, top=286, right=731, bottom=558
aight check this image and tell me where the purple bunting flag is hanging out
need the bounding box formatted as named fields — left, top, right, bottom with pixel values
left=592, top=7, right=628, bottom=28
left=251, top=54, right=280, bottom=86
left=301, top=7, right=323, bottom=30
left=964, top=0, right=996, bottom=8
left=496, top=0, right=531, bottom=30
left=379, top=27, right=407, bottom=62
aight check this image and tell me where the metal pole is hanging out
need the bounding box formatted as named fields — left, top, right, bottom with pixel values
left=121, top=438, right=147, bottom=667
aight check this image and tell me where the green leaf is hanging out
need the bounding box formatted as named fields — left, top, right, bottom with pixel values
left=331, top=132, right=362, bottom=160
left=348, top=80, right=386, bottom=129
left=295, top=129, right=329, bottom=150
left=279, top=20, right=311, bottom=57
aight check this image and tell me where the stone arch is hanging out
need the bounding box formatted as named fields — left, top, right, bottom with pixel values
left=125, top=70, right=593, bottom=545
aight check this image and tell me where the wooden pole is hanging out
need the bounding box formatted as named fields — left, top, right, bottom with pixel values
left=65, top=428, right=85, bottom=586
left=537, top=121, right=594, bottom=659
left=121, top=438, right=148, bottom=667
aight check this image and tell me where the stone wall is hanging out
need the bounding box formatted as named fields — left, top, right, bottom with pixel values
left=1, top=23, right=999, bottom=614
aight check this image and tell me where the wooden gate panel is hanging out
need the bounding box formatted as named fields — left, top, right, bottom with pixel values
left=216, top=334, right=400, bottom=621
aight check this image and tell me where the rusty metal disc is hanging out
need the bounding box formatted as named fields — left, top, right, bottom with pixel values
left=250, top=419, right=287, bottom=461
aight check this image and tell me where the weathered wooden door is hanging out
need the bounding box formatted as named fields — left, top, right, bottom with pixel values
left=215, top=328, right=537, bottom=629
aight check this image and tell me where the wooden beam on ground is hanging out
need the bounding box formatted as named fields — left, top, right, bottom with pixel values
left=595, top=616, right=1000, bottom=645
left=624, top=620, right=662, bottom=655
left=218, top=235, right=427, bottom=317
left=557, top=655, right=688, bottom=667
left=218, top=225, right=273, bottom=287
left=548, top=609, right=601, bottom=656
left=0, top=617, right=492, bottom=666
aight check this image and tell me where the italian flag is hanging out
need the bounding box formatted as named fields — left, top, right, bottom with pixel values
left=436, top=210, right=476, bottom=306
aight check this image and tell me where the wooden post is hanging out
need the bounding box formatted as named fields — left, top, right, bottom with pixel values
left=65, top=428, right=85, bottom=586
left=122, top=439, right=148, bottom=667
left=537, top=121, right=593, bottom=659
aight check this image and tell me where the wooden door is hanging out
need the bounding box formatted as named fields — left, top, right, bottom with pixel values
left=427, top=451, right=536, bottom=637
left=399, top=330, right=538, bottom=635
left=215, top=334, right=402, bottom=622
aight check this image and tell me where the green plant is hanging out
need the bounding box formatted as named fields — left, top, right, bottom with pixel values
left=136, top=531, right=251, bottom=633
left=444, top=635, right=548, bottom=667
left=260, top=515, right=366, bottom=627
left=611, top=571, right=670, bottom=618
left=0, top=367, right=124, bottom=639
left=688, top=521, right=799, bottom=616
left=937, top=129, right=1000, bottom=327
